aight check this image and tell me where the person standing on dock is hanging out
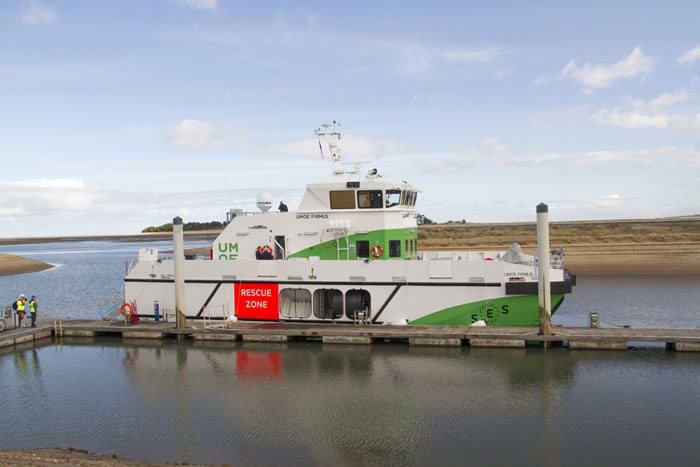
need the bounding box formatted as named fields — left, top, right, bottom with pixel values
left=14, top=295, right=26, bottom=328
left=29, top=295, right=38, bottom=328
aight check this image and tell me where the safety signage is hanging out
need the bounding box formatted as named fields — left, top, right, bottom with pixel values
left=234, top=283, right=279, bottom=320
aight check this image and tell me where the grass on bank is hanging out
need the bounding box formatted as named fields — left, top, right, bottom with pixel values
left=417, top=222, right=700, bottom=242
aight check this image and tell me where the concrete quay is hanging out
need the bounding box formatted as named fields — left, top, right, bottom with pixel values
left=0, top=326, right=52, bottom=348
left=2, top=320, right=698, bottom=351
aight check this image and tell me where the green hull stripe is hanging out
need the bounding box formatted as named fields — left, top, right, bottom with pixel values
left=288, top=227, right=418, bottom=260
left=409, top=294, right=565, bottom=326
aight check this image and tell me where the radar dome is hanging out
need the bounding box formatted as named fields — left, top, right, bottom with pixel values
left=256, top=192, right=273, bottom=212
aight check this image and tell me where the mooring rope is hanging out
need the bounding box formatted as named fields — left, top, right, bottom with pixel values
left=570, top=292, right=629, bottom=328
left=38, top=292, right=123, bottom=319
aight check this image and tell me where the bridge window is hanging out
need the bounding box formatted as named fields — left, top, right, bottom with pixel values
left=389, top=240, right=401, bottom=258
left=386, top=190, right=401, bottom=208
left=330, top=190, right=356, bottom=209
left=345, top=289, right=371, bottom=320
left=356, top=240, right=369, bottom=258
left=358, top=190, right=383, bottom=209
left=313, top=289, right=343, bottom=319
left=280, top=289, right=312, bottom=318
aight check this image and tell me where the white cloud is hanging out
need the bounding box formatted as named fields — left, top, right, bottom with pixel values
left=167, top=120, right=252, bottom=150
left=442, top=46, right=504, bottom=63
left=678, top=113, right=700, bottom=136
left=565, top=146, right=700, bottom=169
left=593, top=194, right=622, bottom=208
left=592, top=90, right=694, bottom=129
left=647, top=90, right=693, bottom=108
left=0, top=177, right=274, bottom=235
left=169, top=0, right=218, bottom=11
left=12, top=178, right=85, bottom=189
left=167, top=120, right=406, bottom=160
left=592, top=109, right=671, bottom=129
left=416, top=139, right=700, bottom=172
left=272, top=135, right=406, bottom=160
left=19, top=0, right=56, bottom=25
left=678, top=44, right=700, bottom=65
left=535, top=47, right=656, bottom=92
left=392, top=42, right=503, bottom=74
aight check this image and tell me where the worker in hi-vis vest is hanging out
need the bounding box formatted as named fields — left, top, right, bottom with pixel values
left=29, top=295, right=38, bottom=328
left=14, top=295, right=26, bottom=328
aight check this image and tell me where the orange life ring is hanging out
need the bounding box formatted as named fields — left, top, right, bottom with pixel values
left=371, top=244, right=384, bottom=258
left=120, top=303, right=133, bottom=318
left=261, top=245, right=273, bottom=255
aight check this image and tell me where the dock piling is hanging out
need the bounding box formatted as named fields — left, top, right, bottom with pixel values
left=536, top=203, right=552, bottom=340
left=173, top=216, right=186, bottom=330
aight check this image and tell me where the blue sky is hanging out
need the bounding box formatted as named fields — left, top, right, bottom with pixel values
left=1, top=0, right=699, bottom=237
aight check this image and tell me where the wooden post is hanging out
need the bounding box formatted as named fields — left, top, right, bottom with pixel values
left=173, top=216, right=186, bottom=330
left=537, top=203, right=552, bottom=338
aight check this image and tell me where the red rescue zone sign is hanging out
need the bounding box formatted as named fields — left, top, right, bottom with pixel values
left=234, top=283, right=279, bottom=320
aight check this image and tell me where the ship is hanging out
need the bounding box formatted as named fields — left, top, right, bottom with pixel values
left=124, top=122, right=575, bottom=325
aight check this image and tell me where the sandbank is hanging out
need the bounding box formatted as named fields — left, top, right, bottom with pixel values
left=0, top=254, right=54, bottom=276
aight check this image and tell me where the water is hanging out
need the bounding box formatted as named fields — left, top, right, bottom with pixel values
left=1, top=240, right=209, bottom=319
left=554, top=275, right=700, bottom=329
left=1, top=241, right=699, bottom=465
left=1, top=339, right=698, bottom=466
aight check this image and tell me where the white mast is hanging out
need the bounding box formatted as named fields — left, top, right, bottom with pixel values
left=315, top=121, right=344, bottom=181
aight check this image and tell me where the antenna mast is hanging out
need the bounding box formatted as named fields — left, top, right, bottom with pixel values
left=315, top=121, right=343, bottom=180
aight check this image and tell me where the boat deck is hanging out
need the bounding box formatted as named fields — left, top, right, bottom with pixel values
left=2, top=320, right=698, bottom=351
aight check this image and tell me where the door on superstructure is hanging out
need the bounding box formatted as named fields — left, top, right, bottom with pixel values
left=274, top=235, right=286, bottom=260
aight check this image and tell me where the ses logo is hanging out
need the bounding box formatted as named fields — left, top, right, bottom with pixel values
left=471, top=302, right=510, bottom=324
left=217, top=242, right=239, bottom=260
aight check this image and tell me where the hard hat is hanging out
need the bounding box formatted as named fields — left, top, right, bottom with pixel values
left=20, top=294, right=26, bottom=298
left=31, top=295, right=36, bottom=299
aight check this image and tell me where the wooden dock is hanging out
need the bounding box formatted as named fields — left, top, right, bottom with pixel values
left=2, top=320, right=698, bottom=351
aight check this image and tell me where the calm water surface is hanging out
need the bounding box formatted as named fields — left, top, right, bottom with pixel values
left=1, top=240, right=209, bottom=318
left=1, top=241, right=698, bottom=465
left=1, top=339, right=698, bottom=466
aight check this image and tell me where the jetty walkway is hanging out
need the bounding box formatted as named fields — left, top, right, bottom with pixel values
left=1, top=320, right=698, bottom=351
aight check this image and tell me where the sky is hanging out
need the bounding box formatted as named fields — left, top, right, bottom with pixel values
left=1, top=0, right=699, bottom=237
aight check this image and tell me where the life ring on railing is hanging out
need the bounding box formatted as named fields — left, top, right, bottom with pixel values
left=120, top=303, right=133, bottom=318
left=371, top=244, right=384, bottom=258
left=261, top=245, right=273, bottom=256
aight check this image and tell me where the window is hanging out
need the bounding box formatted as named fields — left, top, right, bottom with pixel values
left=358, top=190, right=383, bottom=208
left=356, top=240, right=369, bottom=258
left=405, top=239, right=409, bottom=257
left=330, top=190, right=356, bottom=209
left=386, top=189, right=401, bottom=208
left=400, top=190, right=407, bottom=205
left=389, top=240, right=401, bottom=258
left=345, top=289, right=371, bottom=319
left=313, top=289, right=343, bottom=319
left=280, top=289, right=312, bottom=318
left=412, top=192, right=418, bottom=206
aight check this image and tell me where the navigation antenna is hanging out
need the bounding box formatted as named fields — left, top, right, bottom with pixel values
left=315, top=121, right=344, bottom=180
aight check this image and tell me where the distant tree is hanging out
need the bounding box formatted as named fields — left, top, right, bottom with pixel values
left=416, top=213, right=435, bottom=225
left=141, top=221, right=226, bottom=233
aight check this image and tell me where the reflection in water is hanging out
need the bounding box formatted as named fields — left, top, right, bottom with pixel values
left=1, top=338, right=698, bottom=466
left=236, top=352, right=282, bottom=379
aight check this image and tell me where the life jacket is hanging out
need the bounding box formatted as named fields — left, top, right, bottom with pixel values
left=29, top=300, right=37, bottom=313
left=16, top=299, right=25, bottom=312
